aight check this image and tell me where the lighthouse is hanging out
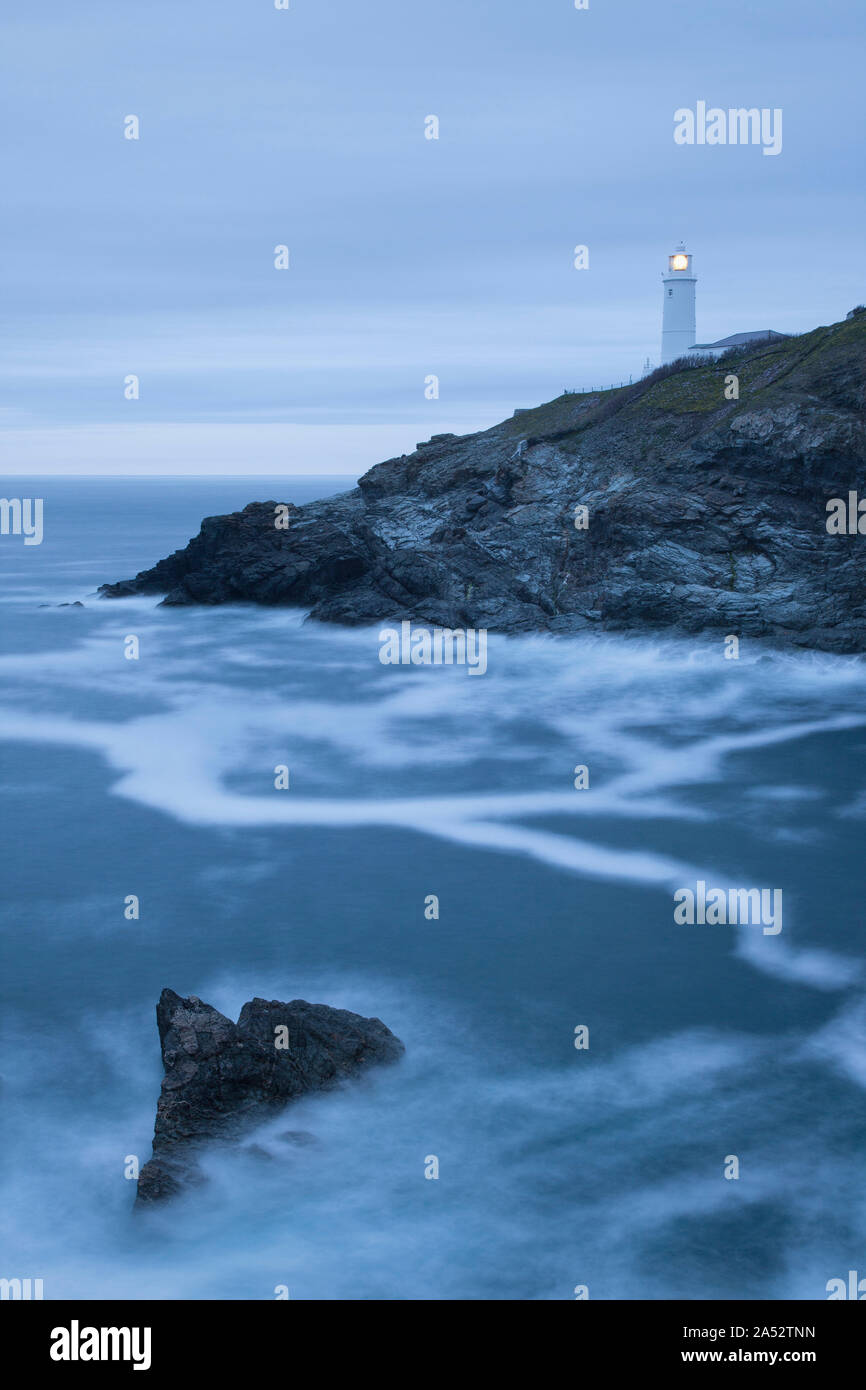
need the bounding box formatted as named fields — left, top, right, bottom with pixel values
left=660, top=242, right=697, bottom=364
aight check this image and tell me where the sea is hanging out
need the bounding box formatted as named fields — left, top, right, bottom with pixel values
left=1, top=475, right=865, bottom=1301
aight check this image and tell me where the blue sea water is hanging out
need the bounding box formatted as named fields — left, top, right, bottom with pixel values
left=1, top=476, right=865, bottom=1301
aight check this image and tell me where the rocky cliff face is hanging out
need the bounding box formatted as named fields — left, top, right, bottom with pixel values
left=136, top=989, right=404, bottom=1205
left=101, top=313, right=866, bottom=652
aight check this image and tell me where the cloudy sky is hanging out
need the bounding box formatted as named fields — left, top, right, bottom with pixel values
left=1, top=0, right=863, bottom=474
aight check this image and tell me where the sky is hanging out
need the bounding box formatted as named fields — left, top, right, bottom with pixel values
left=1, top=0, right=864, bottom=475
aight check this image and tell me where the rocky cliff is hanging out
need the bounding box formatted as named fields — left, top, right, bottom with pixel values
left=101, top=312, right=866, bottom=652
left=136, top=989, right=404, bottom=1205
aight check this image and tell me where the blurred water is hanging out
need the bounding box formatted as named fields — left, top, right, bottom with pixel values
left=1, top=477, right=865, bottom=1300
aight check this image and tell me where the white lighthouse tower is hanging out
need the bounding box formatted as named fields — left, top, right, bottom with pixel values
left=660, top=242, right=697, bottom=363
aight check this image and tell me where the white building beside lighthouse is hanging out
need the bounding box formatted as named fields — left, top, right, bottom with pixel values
left=660, top=241, right=787, bottom=364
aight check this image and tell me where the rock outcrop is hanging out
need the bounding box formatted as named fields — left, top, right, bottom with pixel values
left=101, top=312, right=866, bottom=652
left=136, top=989, right=404, bottom=1205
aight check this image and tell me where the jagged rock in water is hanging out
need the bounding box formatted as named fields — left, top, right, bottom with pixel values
left=100, top=313, right=866, bottom=653
left=136, top=989, right=404, bottom=1205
